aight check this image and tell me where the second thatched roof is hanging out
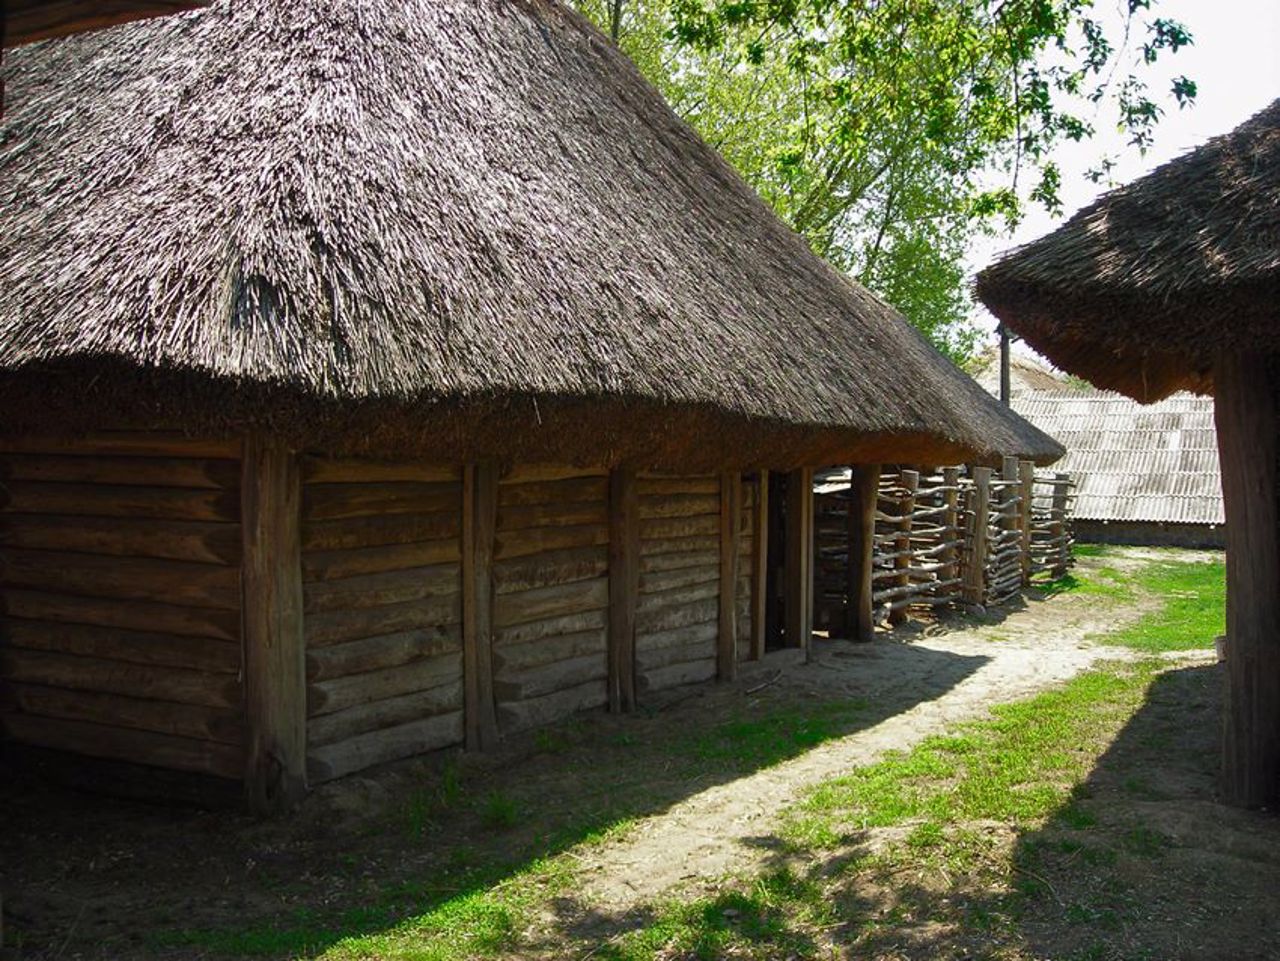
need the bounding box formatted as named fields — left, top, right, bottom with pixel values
left=0, top=0, right=1061, bottom=469
left=976, top=99, right=1280, bottom=402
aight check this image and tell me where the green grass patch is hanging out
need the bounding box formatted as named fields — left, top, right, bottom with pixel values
left=1105, top=557, right=1224, bottom=652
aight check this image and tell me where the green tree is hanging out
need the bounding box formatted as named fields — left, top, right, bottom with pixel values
left=574, top=0, right=1193, bottom=364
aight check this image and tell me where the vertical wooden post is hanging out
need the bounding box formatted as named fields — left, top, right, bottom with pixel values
left=607, top=467, right=639, bottom=711
left=785, top=467, right=814, bottom=658
left=462, top=464, right=499, bottom=750
left=941, top=466, right=960, bottom=601
left=888, top=470, right=918, bottom=626
left=1019, top=460, right=1036, bottom=585
left=1215, top=352, right=1280, bottom=809
left=848, top=464, right=879, bottom=642
left=749, top=471, right=769, bottom=661
left=1051, top=472, right=1070, bottom=577
left=718, top=472, right=742, bottom=680
left=963, top=467, right=991, bottom=606
left=242, top=433, right=306, bottom=815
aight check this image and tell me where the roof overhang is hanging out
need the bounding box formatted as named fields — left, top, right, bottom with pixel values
left=3, top=0, right=206, bottom=47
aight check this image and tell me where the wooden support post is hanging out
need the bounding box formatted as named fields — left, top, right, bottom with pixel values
left=941, top=466, right=960, bottom=600
left=241, top=433, right=306, bottom=815
left=848, top=465, right=879, bottom=642
left=749, top=471, right=769, bottom=661
left=607, top=467, right=639, bottom=711
left=1051, top=472, right=1070, bottom=577
left=718, top=472, right=742, bottom=680
left=888, top=469, right=918, bottom=626
left=963, top=467, right=991, bottom=606
left=462, top=464, right=499, bottom=750
left=1215, top=352, right=1280, bottom=809
left=1019, top=460, right=1035, bottom=585
left=784, top=467, right=814, bottom=658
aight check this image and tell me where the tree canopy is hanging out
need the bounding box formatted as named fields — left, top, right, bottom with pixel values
left=574, top=0, right=1194, bottom=363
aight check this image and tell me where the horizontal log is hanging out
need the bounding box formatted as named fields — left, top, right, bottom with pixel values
left=308, top=652, right=463, bottom=717
left=0, top=482, right=238, bottom=522
left=6, top=683, right=245, bottom=744
left=496, top=476, right=608, bottom=507
left=492, top=546, right=608, bottom=595
left=302, top=538, right=460, bottom=581
left=1, top=549, right=240, bottom=610
left=635, top=597, right=718, bottom=635
left=634, top=618, right=719, bottom=653
left=638, top=534, right=719, bottom=559
left=493, top=628, right=606, bottom=674
left=0, top=514, right=241, bottom=565
left=501, top=464, right=608, bottom=484
left=0, top=648, right=241, bottom=708
left=301, top=457, right=460, bottom=484
left=304, top=594, right=462, bottom=647
left=494, top=609, right=607, bottom=648
left=303, top=483, right=460, bottom=521
left=307, top=711, right=464, bottom=783
left=638, top=658, right=715, bottom=693
left=0, top=433, right=240, bottom=459
left=0, top=454, right=239, bottom=489
left=636, top=476, right=719, bottom=497
left=495, top=523, right=609, bottom=560
left=2, top=619, right=240, bottom=674
left=496, top=680, right=606, bottom=735
left=307, top=681, right=464, bottom=748
left=637, top=638, right=717, bottom=672
left=2, top=589, right=240, bottom=640
left=303, top=563, right=460, bottom=613
left=305, top=626, right=462, bottom=681
left=640, top=565, right=720, bottom=597
left=494, top=653, right=606, bottom=702
left=640, top=549, right=720, bottom=574
left=637, top=579, right=719, bottom=612
left=1, top=713, right=244, bottom=779
left=640, top=514, right=719, bottom=540
left=637, top=494, right=721, bottom=520
left=497, top=500, right=607, bottom=532
left=302, top=512, right=460, bottom=553
left=493, top=576, right=608, bottom=628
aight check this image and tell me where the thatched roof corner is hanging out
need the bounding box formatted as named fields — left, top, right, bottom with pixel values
left=2, top=0, right=205, bottom=47
left=0, top=0, right=1060, bottom=467
left=976, top=99, right=1280, bottom=402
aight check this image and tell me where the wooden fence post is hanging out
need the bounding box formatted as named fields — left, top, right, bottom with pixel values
left=1019, top=460, right=1035, bottom=585
left=848, top=464, right=879, bottom=642
left=718, top=472, right=741, bottom=681
left=607, top=467, right=638, bottom=711
left=462, top=464, right=499, bottom=749
left=1051, top=472, right=1070, bottom=577
left=941, top=466, right=960, bottom=602
left=785, top=467, right=814, bottom=658
left=242, top=433, right=306, bottom=814
left=888, top=470, right=918, bottom=627
left=749, top=471, right=769, bottom=661
left=963, top=467, right=991, bottom=606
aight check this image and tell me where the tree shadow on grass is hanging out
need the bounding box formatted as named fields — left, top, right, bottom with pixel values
left=0, top=637, right=990, bottom=959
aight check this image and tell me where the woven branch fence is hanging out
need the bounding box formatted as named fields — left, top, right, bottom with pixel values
left=815, top=459, right=1075, bottom=632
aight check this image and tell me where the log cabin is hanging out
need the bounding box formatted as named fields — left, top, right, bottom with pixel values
left=977, top=98, right=1280, bottom=809
left=0, top=0, right=1061, bottom=812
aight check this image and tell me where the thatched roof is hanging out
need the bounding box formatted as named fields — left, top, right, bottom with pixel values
left=976, top=99, right=1280, bottom=402
left=0, top=0, right=1061, bottom=470
left=2, top=0, right=204, bottom=47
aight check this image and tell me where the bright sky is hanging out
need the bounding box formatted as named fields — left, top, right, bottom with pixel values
left=968, top=0, right=1280, bottom=348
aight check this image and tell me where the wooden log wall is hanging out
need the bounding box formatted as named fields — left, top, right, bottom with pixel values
left=635, top=474, right=722, bottom=692
left=735, top=476, right=756, bottom=662
left=491, top=467, right=610, bottom=733
left=0, top=434, right=246, bottom=780
left=299, top=458, right=465, bottom=783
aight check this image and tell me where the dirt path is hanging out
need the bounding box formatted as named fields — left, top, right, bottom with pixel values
left=578, top=576, right=1179, bottom=909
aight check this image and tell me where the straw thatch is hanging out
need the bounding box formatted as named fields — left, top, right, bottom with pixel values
left=0, top=0, right=1061, bottom=470
left=2, top=0, right=204, bottom=47
left=976, top=99, right=1280, bottom=402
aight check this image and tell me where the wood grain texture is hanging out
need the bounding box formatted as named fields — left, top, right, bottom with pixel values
left=607, top=468, right=638, bottom=712
left=785, top=467, right=814, bottom=655
left=307, top=711, right=464, bottom=783
left=462, top=464, right=499, bottom=750
left=717, top=472, right=740, bottom=680
left=750, top=471, right=769, bottom=660
left=849, top=465, right=879, bottom=642
left=0, top=514, right=241, bottom=564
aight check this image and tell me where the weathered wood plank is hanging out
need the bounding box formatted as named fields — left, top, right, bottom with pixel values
left=607, top=468, right=639, bottom=713
left=2, top=619, right=239, bottom=674
left=302, top=538, right=460, bottom=581
left=638, top=658, right=716, bottom=693
left=304, top=594, right=461, bottom=648
left=2, top=589, right=240, bottom=640
left=888, top=470, right=917, bottom=628
left=635, top=597, right=718, bottom=636
left=494, top=523, right=609, bottom=560
left=494, top=653, right=606, bottom=702
left=0, top=648, right=240, bottom=708
left=493, top=546, right=608, bottom=596
left=0, top=549, right=240, bottom=610
left=0, top=433, right=239, bottom=459
left=785, top=467, right=814, bottom=654
left=494, top=609, right=608, bottom=648
left=640, top=515, right=719, bottom=540
left=637, top=494, right=721, bottom=520
left=0, top=454, right=239, bottom=489
left=497, top=501, right=607, bottom=532
left=640, top=564, right=719, bottom=594
left=638, top=639, right=717, bottom=672
left=305, top=626, right=462, bottom=681
left=6, top=683, right=244, bottom=744
left=638, top=535, right=719, bottom=558
left=494, top=577, right=609, bottom=628
left=308, top=653, right=463, bottom=717
left=241, top=435, right=307, bottom=813
left=493, top=628, right=607, bottom=674
left=302, top=513, right=460, bottom=553
left=0, top=482, right=239, bottom=521
left=462, top=464, right=499, bottom=750
left=849, top=465, right=879, bottom=642
left=718, top=472, right=740, bottom=681
left=496, top=476, right=609, bottom=507
left=0, top=515, right=241, bottom=565
left=301, top=458, right=460, bottom=485
left=636, top=580, right=719, bottom=612
left=750, top=471, right=768, bottom=661
left=303, top=563, right=460, bottom=613
left=307, top=682, right=464, bottom=748
left=633, top=619, right=718, bottom=653
left=500, top=464, right=607, bottom=484
left=307, top=712, right=464, bottom=783
left=303, top=483, right=460, bottom=521
left=640, top=549, right=720, bottom=574
left=636, top=476, right=720, bottom=497
left=496, top=680, right=607, bottom=734
left=1, top=714, right=243, bottom=779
